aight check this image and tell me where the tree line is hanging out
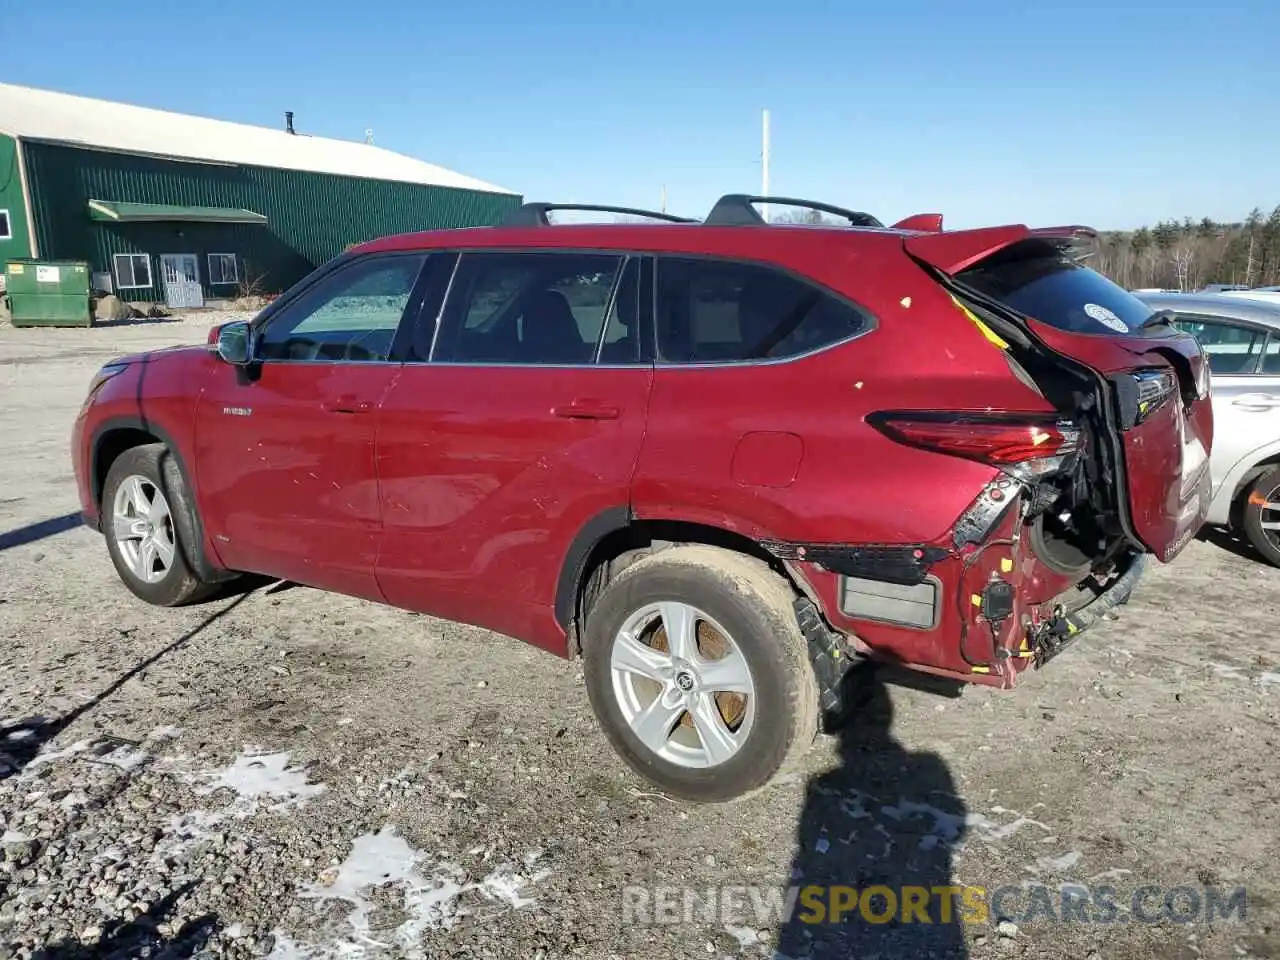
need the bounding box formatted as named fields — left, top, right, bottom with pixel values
left=628, top=204, right=1280, bottom=293
left=1089, top=206, right=1280, bottom=291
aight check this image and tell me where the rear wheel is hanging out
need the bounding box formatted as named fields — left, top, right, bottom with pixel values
left=1241, top=467, right=1280, bottom=568
left=582, top=545, right=818, bottom=803
left=102, top=444, right=223, bottom=606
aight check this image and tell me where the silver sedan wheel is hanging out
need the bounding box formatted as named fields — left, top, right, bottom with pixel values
left=1260, top=482, right=1280, bottom=548
left=112, top=474, right=177, bottom=585
left=609, top=601, right=756, bottom=769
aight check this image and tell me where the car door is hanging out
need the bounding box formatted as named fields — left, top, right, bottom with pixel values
left=374, top=250, right=653, bottom=652
left=1169, top=314, right=1280, bottom=504
left=195, top=251, right=429, bottom=598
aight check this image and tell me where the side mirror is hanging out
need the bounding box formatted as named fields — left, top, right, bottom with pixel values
left=215, top=321, right=254, bottom=365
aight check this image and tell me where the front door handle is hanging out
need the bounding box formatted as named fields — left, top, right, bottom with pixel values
left=552, top=400, right=620, bottom=421
left=323, top=395, right=373, bottom=414
left=1231, top=394, right=1280, bottom=410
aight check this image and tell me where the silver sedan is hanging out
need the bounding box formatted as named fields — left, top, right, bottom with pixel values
left=1136, top=292, right=1280, bottom=565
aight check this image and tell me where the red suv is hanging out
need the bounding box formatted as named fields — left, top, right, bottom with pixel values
left=72, top=196, right=1212, bottom=802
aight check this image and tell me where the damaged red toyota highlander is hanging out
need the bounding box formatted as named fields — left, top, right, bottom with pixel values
left=71, top=196, right=1212, bottom=802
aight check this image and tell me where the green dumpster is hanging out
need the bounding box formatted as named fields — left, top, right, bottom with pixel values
left=4, top=258, right=93, bottom=328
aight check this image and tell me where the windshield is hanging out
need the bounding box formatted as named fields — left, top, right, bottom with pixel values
left=958, top=240, right=1155, bottom=336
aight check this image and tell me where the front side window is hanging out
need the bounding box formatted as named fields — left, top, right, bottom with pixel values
left=434, top=252, right=624, bottom=364
left=1170, top=315, right=1267, bottom=375
left=113, top=253, right=152, bottom=289
left=255, top=254, right=425, bottom=362
left=655, top=257, right=870, bottom=363
left=208, top=253, right=239, bottom=285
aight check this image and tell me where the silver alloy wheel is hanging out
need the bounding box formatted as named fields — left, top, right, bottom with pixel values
left=111, top=474, right=177, bottom=585
left=609, top=601, right=756, bottom=769
left=1261, top=483, right=1280, bottom=548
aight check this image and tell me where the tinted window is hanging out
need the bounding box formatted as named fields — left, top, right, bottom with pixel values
left=958, top=242, right=1154, bottom=336
left=257, top=255, right=425, bottom=362
left=1171, top=316, right=1266, bottom=375
left=435, top=252, right=624, bottom=364
left=599, top=258, right=643, bottom=364
left=1263, top=335, right=1280, bottom=375
left=655, top=258, right=869, bottom=363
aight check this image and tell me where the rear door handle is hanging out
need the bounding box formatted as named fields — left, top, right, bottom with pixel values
left=552, top=400, right=620, bottom=421
left=323, top=395, right=374, bottom=414
left=1231, top=394, right=1280, bottom=410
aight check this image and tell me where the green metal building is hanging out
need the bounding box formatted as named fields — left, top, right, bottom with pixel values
left=0, top=83, right=521, bottom=306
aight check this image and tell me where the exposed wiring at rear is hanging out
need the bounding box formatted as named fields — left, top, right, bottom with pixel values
left=955, top=538, right=1015, bottom=668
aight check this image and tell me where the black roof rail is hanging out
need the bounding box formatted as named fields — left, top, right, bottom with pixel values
left=501, top=202, right=697, bottom=227
left=704, top=194, right=884, bottom=228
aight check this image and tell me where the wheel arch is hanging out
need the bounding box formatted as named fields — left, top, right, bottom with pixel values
left=91, top=416, right=230, bottom=582
left=554, top=507, right=818, bottom=657
left=1218, top=442, right=1280, bottom=526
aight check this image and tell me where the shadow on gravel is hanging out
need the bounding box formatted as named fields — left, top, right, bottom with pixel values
left=0, top=512, right=83, bottom=551
left=29, top=879, right=219, bottom=960
left=0, top=592, right=253, bottom=780
left=1197, top=524, right=1272, bottom=566
left=776, top=663, right=970, bottom=959
left=87, top=315, right=184, bottom=329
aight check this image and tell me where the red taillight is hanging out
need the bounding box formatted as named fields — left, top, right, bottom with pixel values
left=870, top=413, right=1080, bottom=473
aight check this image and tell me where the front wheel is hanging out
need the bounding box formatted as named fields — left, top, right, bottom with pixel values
left=582, top=545, right=819, bottom=803
left=1241, top=467, right=1280, bottom=568
left=101, top=443, right=224, bottom=606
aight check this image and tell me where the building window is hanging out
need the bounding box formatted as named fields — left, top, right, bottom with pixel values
left=208, top=253, right=239, bottom=285
left=0, top=210, right=11, bottom=240
left=113, top=253, right=153, bottom=289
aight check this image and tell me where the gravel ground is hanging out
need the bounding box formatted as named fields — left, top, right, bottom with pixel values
left=1, top=311, right=1279, bottom=960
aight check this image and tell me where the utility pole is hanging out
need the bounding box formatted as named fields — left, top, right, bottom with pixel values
left=761, top=109, right=771, bottom=222
left=661, top=184, right=667, bottom=214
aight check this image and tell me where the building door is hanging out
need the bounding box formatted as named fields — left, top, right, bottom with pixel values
left=160, top=254, right=204, bottom=308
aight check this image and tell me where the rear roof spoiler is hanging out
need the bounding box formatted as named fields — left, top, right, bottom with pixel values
left=905, top=224, right=1099, bottom=275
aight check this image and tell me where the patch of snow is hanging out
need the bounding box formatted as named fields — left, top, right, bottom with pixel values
left=152, top=810, right=226, bottom=865
left=284, top=825, right=546, bottom=958
left=725, top=924, right=760, bottom=947
left=1027, top=850, right=1083, bottom=875
left=880, top=799, right=974, bottom=850
left=194, top=747, right=325, bottom=812
left=1088, top=867, right=1132, bottom=883
left=2, top=829, right=31, bottom=844
left=23, top=738, right=91, bottom=770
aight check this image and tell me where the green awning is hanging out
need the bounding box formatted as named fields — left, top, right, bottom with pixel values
left=87, top=199, right=268, bottom=225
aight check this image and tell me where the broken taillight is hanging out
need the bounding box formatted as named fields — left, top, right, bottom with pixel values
left=869, top=413, right=1081, bottom=476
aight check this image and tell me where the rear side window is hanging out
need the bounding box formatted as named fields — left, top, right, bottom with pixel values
left=435, top=252, right=624, bottom=364
left=1263, top=336, right=1280, bottom=375
left=958, top=241, right=1154, bottom=336
left=1170, top=315, right=1267, bottom=375
left=655, top=257, right=870, bottom=363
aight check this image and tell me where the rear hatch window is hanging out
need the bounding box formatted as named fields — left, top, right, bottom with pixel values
left=957, top=240, right=1155, bottom=336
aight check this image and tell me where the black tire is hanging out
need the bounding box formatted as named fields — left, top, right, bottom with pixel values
left=101, top=443, right=223, bottom=606
left=1241, top=467, right=1280, bottom=568
left=582, top=545, right=819, bottom=803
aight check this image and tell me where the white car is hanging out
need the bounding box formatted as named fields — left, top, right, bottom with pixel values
left=1137, top=292, right=1280, bottom=565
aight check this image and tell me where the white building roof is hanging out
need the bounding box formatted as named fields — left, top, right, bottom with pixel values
left=0, top=82, right=515, bottom=195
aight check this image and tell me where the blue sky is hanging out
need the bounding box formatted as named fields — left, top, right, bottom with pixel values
left=6, top=0, right=1277, bottom=229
